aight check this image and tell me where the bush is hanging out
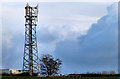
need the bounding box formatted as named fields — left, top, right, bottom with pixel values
left=2, top=73, right=9, bottom=76
left=32, top=73, right=38, bottom=76
left=20, top=72, right=30, bottom=76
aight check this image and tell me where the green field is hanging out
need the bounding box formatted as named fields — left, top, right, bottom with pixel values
left=1, top=76, right=120, bottom=79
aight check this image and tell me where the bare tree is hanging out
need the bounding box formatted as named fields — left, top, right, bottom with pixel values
left=40, top=54, right=62, bottom=76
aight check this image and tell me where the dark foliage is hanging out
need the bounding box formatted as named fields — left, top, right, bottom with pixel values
left=32, top=73, right=38, bottom=76
left=20, top=72, right=30, bottom=76
left=40, top=54, right=62, bottom=76
left=2, top=73, right=9, bottom=76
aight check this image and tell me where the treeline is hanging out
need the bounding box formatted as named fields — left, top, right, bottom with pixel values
left=66, top=71, right=119, bottom=77
left=2, top=71, right=120, bottom=77
left=84, top=71, right=116, bottom=75
left=66, top=74, right=120, bottom=77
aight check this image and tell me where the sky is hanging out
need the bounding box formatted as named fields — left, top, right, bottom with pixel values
left=1, top=1, right=118, bottom=74
left=0, top=0, right=119, bottom=2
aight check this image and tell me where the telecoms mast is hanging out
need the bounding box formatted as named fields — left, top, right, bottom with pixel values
left=23, top=3, right=39, bottom=75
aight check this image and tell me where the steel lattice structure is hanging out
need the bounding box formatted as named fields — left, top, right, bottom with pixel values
left=23, top=3, right=39, bottom=75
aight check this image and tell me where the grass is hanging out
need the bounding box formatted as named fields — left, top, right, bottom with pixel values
left=1, top=76, right=120, bottom=79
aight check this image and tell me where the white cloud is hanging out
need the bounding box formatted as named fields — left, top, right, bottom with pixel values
left=2, top=2, right=115, bottom=70
left=2, top=30, right=13, bottom=49
left=36, top=2, right=108, bottom=54
left=21, top=3, right=111, bottom=56
left=1, top=2, right=110, bottom=53
left=2, top=3, right=25, bottom=49
left=2, top=6, right=25, bottom=35
left=54, top=3, right=118, bottom=73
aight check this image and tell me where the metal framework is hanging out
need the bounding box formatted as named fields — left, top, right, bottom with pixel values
left=23, top=3, right=39, bottom=75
